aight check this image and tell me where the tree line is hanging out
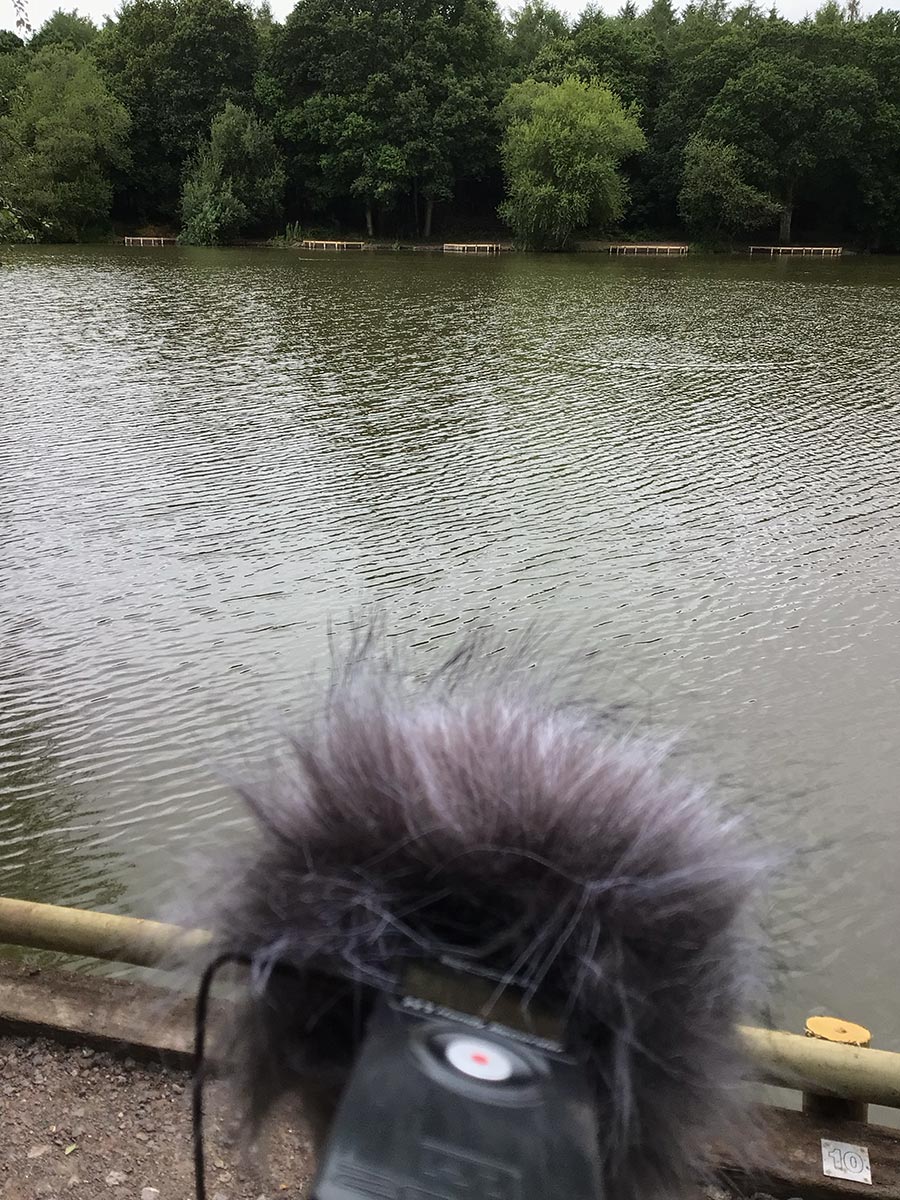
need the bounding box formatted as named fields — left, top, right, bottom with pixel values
left=2, top=0, right=900, bottom=250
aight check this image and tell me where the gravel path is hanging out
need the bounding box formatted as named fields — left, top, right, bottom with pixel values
left=0, top=1036, right=314, bottom=1200
left=0, top=1034, right=797, bottom=1200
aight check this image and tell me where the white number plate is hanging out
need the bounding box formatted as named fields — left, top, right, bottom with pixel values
left=821, top=1139, right=872, bottom=1184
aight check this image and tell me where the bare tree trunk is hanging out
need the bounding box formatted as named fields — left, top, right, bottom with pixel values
left=779, top=202, right=793, bottom=244
left=412, top=178, right=419, bottom=237
left=424, top=197, right=434, bottom=240
left=365, top=202, right=373, bottom=238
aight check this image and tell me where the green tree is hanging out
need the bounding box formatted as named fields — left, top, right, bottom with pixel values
left=849, top=15, right=900, bottom=247
left=0, top=30, right=25, bottom=52
left=728, top=2, right=765, bottom=27
left=0, top=42, right=32, bottom=245
left=526, top=37, right=595, bottom=86
left=30, top=8, right=99, bottom=49
left=299, top=90, right=411, bottom=235
left=0, top=40, right=30, bottom=241
left=644, top=0, right=677, bottom=46
left=95, top=0, right=258, bottom=222
left=0, top=197, right=32, bottom=241
left=678, top=134, right=779, bottom=238
left=562, top=6, right=667, bottom=225
left=498, top=75, right=645, bottom=249
left=179, top=100, right=284, bottom=242
left=0, top=45, right=130, bottom=240
left=814, top=0, right=845, bottom=25
left=253, top=0, right=276, bottom=39
left=0, top=31, right=25, bottom=115
left=570, top=9, right=663, bottom=111
left=270, top=0, right=507, bottom=237
left=506, top=0, right=569, bottom=74
left=1, top=0, right=899, bottom=251
left=700, top=54, right=878, bottom=241
left=644, top=21, right=762, bottom=226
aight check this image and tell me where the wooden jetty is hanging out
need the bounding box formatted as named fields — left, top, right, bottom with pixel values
left=608, top=243, right=689, bottom=255
left=750, top=245, right=843, bottom=256
left=123, top=236, right=175, bottom=247
left=302, top=239, right=365, bottom=251
left=443, top=242, right=508, bottom=254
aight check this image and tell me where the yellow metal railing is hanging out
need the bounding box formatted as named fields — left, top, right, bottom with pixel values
left=2, top=895, right=898, bottom=1107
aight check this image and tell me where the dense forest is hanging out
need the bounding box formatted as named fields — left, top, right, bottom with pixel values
left=2, top=0, right=900, bottom=249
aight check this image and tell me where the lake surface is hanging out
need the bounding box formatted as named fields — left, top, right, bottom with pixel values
left=2, top=244, right=899, bottom=1044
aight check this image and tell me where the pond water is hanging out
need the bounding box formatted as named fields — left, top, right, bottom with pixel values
left=2, top=244, right=899, bottom=1044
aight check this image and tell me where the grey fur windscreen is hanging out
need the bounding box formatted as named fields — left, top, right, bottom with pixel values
left=195, top=649, right=766, bottom=1200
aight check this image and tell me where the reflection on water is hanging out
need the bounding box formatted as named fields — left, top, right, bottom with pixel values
left=1, top=245, right=899, bottom=1041
left=0, top=674, right=125, bottom=910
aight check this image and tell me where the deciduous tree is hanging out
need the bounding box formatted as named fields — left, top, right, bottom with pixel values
left=30, top=8, right=98, bottom=49
left=499, top=75, right=645, bottom=248
left=700, top=54, right=877, bottom=242
left=678, top=134, right=779, bottom=238
left=179, top=99, right=284, bottom=242
left=270, top=0, right=506, bottom=236
left=506, top=0, right=569, bottom=75
left=0, top=45, right=130, bottom=240
left=95, top=0, right=257, bottom=221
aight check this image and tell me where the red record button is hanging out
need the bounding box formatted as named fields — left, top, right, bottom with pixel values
left=444, top=1037, right=514, bottom=1082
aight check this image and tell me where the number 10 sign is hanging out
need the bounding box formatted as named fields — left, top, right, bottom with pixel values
left=821, top=1139, right=873, bottom=1185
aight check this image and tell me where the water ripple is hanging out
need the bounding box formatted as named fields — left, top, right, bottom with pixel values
left=1, top=246, right=900, bottom=1041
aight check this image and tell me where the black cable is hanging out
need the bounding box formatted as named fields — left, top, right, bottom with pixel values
left=192, top=953, right=250, bottom=1200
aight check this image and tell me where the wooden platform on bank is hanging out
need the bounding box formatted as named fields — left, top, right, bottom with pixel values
left=302, top=239, right=366, bottom=251
left=750, top=245, right=843, bottom=256
left=608, top=243, right=689, bottom=255
left=442, top=242, right=509, bottom=253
